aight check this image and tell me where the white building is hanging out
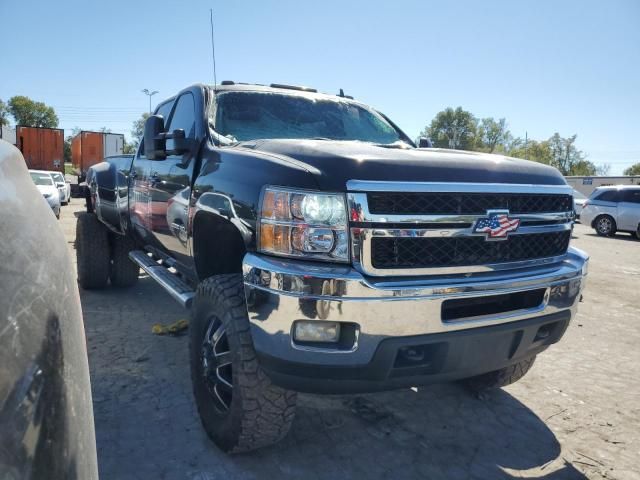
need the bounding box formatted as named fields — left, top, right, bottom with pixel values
left=565, top=176, right=640, bottom=197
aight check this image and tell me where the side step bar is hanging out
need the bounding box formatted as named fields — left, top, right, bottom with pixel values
left=129, top=250, right=195, bottom=308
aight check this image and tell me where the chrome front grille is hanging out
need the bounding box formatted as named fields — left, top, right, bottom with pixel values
left=347, top=180, right=575, bottom=276
left=371, top=230, right=571, bottom=269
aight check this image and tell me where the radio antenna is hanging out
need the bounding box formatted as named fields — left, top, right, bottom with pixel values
left=210, top=8, right=218, bottom=91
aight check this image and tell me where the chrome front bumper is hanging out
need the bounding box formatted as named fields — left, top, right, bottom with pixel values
left=243, top=247, right=588, bottom=369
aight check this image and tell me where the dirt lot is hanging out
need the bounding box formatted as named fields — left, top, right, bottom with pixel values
left=60, top=199, right=640, bottom=480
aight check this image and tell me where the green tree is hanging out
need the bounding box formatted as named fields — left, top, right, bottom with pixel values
left=123, top=139, right=137, bottom=154
left=0, top=99, right=9, bottom=126
left=423, top=107, right=477, bottom=150
left=64, top=127, right=81, bottom=164
left=7, top=95, right=58, bottom=127
left=130, top=112, right=150, bottom=149
left=509, top=139, right=553, bottom=165
left=596, top=163, right=611, bottom=176
left=623, top=163, right=640, bottom=176
left=547, top=133, right=587, bottom=175
left=477, top=117, right=509, bottom=153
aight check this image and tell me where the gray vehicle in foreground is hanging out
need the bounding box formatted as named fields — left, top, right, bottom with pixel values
left=1, top=140, right=98, bottom=479
left=580, top=185, right=640, bottom=238
left=79, top=82, right=589, bottom=453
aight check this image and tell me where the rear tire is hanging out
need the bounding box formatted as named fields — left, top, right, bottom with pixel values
left=595, top=215, right=616, bottom=236
left=463, top=355, right=536, bottom=392
left=76, top=212, right=110, bottom=289
left=109, top=235, right=139, bottom=287
left=189, top=274, right=297, bottom=453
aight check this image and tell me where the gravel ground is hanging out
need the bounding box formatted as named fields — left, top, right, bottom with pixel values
left=60, top=199, right=640, bottom=480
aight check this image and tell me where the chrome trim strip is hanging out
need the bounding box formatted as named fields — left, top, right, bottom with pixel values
left=346, top=180, right=573, bottom=194
left=243, top=247, right=588, bottom=300
left=364, top=222, right=572, bottom=239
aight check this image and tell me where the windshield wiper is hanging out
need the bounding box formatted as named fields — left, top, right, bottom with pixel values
left=372, top=141, right=411, bottom=149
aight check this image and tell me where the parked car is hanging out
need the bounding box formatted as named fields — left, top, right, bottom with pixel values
left=580, top=185, right=640, bottom=238
left=1, top=140, right=98, bottom=479
left=573, top=189, right=587, bottom=220
left=79, top=82, right=588, bottom=453
left=29, top=169, right=61, bottom=219
left=50, top=171, right=71, bottom=204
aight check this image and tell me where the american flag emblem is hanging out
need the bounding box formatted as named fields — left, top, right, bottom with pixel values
left=473, top=211, right=521, bottom=240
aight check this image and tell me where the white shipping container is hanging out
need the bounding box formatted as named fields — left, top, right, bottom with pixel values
left=0, top=125, right=16, bottom=145
left=104, top=133, right=124, bottom=157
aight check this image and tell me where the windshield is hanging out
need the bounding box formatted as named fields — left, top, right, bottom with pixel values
left=30, top=172, right=53, bottom=186
left=212, top=91, right=404, bottom=144
left=572, top=190, right=587, bottom=200
left=51, top=173, right=65, bottom=183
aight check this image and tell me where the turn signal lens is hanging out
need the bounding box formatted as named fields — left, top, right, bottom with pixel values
left=261, top=189, right=291, bottom=221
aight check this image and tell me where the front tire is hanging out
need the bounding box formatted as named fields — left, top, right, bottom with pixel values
left=463, top=355, right=536, bottom=392
left=189, top=274, right=297, bottom=453
left=76, top=212, right=110, bottom=289
left=595, top=215, right=616, bottom=236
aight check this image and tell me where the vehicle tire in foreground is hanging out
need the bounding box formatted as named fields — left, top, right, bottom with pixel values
left=462, top=355, right=536, bottom=392
left=109, top=234, right=139, bottom=287
left=189, top=274, right=297, bottom=453
left=76, top=212, right=110, bottom=289
left=594, top=215, right=616, bottom=237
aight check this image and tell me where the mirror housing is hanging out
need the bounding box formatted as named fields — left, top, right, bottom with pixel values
left=144, top=115, right=167, bottom=160
left=418, top=137, right=433, bottom=148
left=144, top=116, right=190, bottom=160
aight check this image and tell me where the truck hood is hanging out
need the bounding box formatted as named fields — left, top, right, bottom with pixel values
left=238, top=139, right=567, bottom=191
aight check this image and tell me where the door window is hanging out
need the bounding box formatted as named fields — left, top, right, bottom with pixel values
left=622, top=189, right=640, bottom=204
left=166, top=93, right=196, bottom=150
left=156, top=100, right=174, bottom=122
left=594, top=190, right=620, bottom=202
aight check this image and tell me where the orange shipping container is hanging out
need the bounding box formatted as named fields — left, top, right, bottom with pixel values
left=71, top=131, right=124, bottom=176
left=16, top=126, right=64, bottom=171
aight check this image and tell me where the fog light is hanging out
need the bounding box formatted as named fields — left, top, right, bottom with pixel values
left=293, top=321, right=341, bottom=343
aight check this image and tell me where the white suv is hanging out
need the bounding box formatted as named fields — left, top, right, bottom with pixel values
left=580, top=185, right=640, bottom=238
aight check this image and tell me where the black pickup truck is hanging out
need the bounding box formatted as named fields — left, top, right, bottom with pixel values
left=79, top=82, right=588, bottom=453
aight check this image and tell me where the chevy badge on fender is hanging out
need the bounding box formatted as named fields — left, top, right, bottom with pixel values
left=473, top=210, right=521, bottom=240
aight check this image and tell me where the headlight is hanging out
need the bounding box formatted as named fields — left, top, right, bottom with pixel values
left=259, top=187, right=348, bottom=262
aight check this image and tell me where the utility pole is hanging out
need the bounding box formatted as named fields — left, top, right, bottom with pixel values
left=142, top=89, right=159, bottom=114
left=525, top=131, right=528, bottom=160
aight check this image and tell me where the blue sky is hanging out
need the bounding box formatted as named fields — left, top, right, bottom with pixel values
left=1, top=0, right=638, bottom=174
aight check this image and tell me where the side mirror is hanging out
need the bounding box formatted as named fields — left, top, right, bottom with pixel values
left=144, top=116, right=190, bottom=160
left=418, top=137, right=433, bottom=148
left=144, top=115, right=167, bottom=160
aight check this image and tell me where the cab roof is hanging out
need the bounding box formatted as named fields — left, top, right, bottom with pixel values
left=207, top=81, right=356, bottom=101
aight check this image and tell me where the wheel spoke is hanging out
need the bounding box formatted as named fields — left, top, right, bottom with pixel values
left=216, top=369, right=233, bottom=389
left=211, top=323, right=225, bottom=345
left=214, top=384, right=231, bottom=411
left=215, top=349, right=232, bottom=368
